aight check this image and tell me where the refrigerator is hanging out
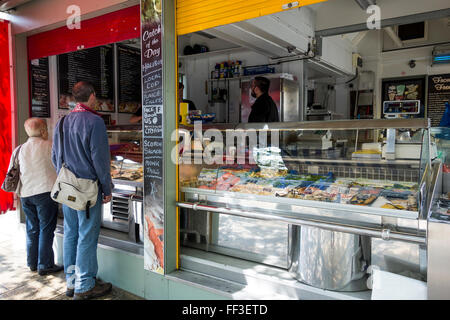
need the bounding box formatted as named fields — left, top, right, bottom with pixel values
left=241, top=77, right=300, bottom=123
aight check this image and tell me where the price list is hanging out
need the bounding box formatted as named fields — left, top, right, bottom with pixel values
left=118, top=44, right=142, bottom=113
left=30, top=57, right=50, bottom=118
left=428, top=74, right=450, bottom=126
left=58, top=45, right=114, bottom=111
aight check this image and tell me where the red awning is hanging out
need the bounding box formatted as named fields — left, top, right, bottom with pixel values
left=27, top=4, right=140, bottom=60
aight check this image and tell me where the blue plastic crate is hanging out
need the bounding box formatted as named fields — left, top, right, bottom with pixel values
left=243, top=66, right=275, bottom=76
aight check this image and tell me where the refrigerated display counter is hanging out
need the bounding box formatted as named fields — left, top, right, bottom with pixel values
left=177, top=119, right=434, bottom=293
left=106, top=124, right=144, bottom=244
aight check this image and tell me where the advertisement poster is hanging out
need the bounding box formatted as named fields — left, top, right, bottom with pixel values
left=382, top=76, right=426, bottom=118
left=427, top=74, right=450, bottom=127
left=141, top=0, right=164, bottom=274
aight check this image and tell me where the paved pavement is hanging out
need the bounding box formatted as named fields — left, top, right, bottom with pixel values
left=0, top=210, right=143, bottom=300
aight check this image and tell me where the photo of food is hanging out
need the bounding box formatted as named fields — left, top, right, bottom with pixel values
left=141, top=0, right=161, bottom=23
left=119, top=102, right=141, bottom=114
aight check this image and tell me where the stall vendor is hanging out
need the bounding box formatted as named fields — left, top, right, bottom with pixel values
left=247, top=76, right=279, bottom=123
left=129, top=82, right=196, bottom=123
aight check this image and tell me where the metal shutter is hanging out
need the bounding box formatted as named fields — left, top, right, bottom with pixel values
left=176, top=0, right=327, bottom=35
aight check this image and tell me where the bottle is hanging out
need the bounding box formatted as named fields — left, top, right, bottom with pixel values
left=219, top=63, right=224, bottom=78
left=214, top=63, right=220, bottom=79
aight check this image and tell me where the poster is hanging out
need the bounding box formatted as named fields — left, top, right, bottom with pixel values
left=141, top=0, right=164, bottom=274
left=382, top=76, right=426, bottom=118
left=30, top=57, right=50, bottom=118
left=427, top=74, right=450, bottom=127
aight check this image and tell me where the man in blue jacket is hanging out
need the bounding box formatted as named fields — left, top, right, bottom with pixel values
left=52, top=81, right=113, bottom=300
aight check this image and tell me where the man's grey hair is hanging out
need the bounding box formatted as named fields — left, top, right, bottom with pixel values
left=24, top=118, right=47, bottom=137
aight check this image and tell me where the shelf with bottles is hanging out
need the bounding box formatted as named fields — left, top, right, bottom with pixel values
left=210, top=59, right=244, bottom=80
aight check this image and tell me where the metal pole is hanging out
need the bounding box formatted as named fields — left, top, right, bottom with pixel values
left=177, top=202, right=426, bottom=245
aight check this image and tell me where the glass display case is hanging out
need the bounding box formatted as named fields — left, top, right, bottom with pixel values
left=108, top=124, right=143, bottom=185
left=177, top=119, right=432, bottom=291
left=428, top=127, right=450, bottom=222
left=104, top=124, right=143, bottom=243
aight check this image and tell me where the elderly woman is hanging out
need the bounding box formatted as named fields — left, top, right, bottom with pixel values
left=7, top=118, right=63, bottom=275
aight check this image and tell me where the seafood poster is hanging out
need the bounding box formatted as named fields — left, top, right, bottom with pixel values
left=141, top=0, right=164, bottom=274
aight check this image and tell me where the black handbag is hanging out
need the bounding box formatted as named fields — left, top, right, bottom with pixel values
left=1, top=145, right=23, bottom=192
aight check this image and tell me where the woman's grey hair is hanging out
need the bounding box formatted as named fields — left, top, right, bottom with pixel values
left=24, top=118, right=47, bottom=137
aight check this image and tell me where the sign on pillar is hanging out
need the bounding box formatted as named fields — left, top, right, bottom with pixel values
left=141, top=0, right=164, bottom=274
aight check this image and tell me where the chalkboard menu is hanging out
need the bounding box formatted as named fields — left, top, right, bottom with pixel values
left=428, top=74, right=450, bottom=127
left=58, top=45, right=115, bottom=112
left=30, top=57, right=50, bottom=118
left=141, top=0, right=164, bottom=274
left=118, top=44, right=142, bottom=113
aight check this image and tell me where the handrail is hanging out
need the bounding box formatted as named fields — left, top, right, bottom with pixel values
left=176, top=201, right=426, bottom=245
left=179, top=118, right=430, bottom=131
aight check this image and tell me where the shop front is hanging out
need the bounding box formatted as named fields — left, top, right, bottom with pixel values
left=1, top=0, right=450, bottom=300
left=173, top=0, right=450, bottom=300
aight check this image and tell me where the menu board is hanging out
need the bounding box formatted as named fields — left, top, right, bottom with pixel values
left=58, top=45, right=114, bottom=112
left=118, top=44, right=142, bottom=113
left=141, top=0, right=164, bottom=274
left=30, top=57, right=50, bottom=118
left=382, top=76, right=426, bottom=118
left=428, top=74, right=450, bottom=127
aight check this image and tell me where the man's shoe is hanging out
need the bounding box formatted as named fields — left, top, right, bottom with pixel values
left=38, top=265, right=64, bottom=276
left=66, top=288, right=74, bottom=298
left=29, top=266, right=37, bottom=272
left=73, top=280, right=112, bottom=300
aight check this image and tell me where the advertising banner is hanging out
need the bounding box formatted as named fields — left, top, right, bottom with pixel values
left=141, top=0, right=164, bottom=274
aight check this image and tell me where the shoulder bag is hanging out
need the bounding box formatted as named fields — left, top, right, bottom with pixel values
left=1, top=145, right=23, bottom=193
left=50, top=116, right=99, bottom=218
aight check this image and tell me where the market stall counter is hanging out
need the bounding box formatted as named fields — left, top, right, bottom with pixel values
left=177, top=119, right=433, bottom=293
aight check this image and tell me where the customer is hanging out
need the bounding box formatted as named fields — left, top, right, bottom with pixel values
left=6, top=118, right=63, bottom=275
left=52, top=81, right=113, bottom=300
left=247, top=76, right=279, bottom=123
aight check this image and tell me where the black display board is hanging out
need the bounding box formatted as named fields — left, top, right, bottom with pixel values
left=428, top=74, right=450, bottom=127
left=141, top=0, right=164, bottom=274
left=30, top=57, right=50, bottom=118
left=382, top=76, right=426, bottom=118
left=118, top=44, right=142, bottom=113
left=58, top=45, right=114, bottom=112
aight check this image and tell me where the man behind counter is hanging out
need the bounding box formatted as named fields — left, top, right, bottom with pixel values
left=247, top=76, right=279, bottom=123
left=129, top=82, right=196, bottom=123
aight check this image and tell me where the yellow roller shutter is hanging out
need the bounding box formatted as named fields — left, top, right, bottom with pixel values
left=177, top=0, right=328, bottom=35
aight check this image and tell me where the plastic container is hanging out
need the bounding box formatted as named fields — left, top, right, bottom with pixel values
left=243, top=65, right=275, bottom=76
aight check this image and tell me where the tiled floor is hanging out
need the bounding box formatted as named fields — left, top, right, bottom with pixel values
left=0, top=211, right=143, bottom=300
